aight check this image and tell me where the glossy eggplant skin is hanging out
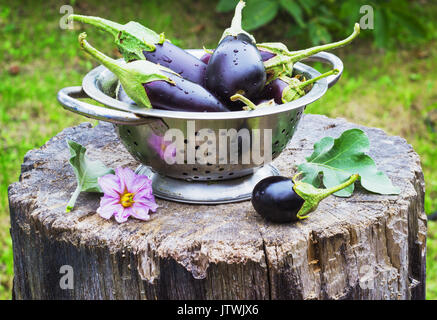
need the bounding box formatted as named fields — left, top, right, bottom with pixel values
left=200, top=48, right=274, bottom=65
left=143, top=41, right=207, bottom=85
left=258, top=78, right=288, bottom=104
left=118, top=71, right=229, bottom=112
left=205, top=34, right=266, bottom=110
left=252, top=176, right=304, bottom=223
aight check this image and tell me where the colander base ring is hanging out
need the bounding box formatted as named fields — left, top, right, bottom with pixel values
left=136, top=164, right=280, bottom=204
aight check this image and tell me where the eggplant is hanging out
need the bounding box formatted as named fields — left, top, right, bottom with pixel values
left=78, top=33, right=228, bottom=112
left=71, top=15, right=207, bottom=85
left=201, top=48, right=274, bottom=65
left=252, top=174, right=359, bottom=223
left=205, top=1, right=266, bottom=110
left=230, top=69, right=338, bottom=110
left=259, top=69, right=339, bottom=104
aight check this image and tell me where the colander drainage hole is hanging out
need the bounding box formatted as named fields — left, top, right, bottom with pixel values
left=219, top=167, right=224, bottom=171
left=205, top=171, right=210, bottom=174
left=281, top=129, right=286, bottom=134
left=218, top=176, right=223, bottom=179
left=193, top=176, right=199, bottom=179
left=192, top=168, right=198, bottom=171
left=229, top=172, right=234, bottom=176
left=134, top=141, right=138, bottom=146
left=274, top=140, right=279, bottom=146
left=182, top=173, right=188, bottom=176
left=127, top=129, right=132, bottom=135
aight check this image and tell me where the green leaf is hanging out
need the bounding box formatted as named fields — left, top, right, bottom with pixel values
left=242, top=0, right=279, bottom=31
left=216, top=0, right=239, bottom=12
left=297, top=129, right=400, bottom=197
left=279, top=0, right=305, bottom=28
left=297, top=0, right=316, bottom=15
left=66, top=139, right=114, bottom=212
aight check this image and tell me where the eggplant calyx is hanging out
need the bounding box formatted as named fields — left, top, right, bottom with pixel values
left=71, top=14, right=164, bottom=61
left=78, top=33, right=177, bottom=109
left=219, top=1, right=256, bottom=44
left=281, top=69, right=339, bottom=103
left=292, top=173, right=359, bottom=220
left=230, top=94, right=275, bottom=110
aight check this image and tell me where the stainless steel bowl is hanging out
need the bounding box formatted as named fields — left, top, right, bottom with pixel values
left=57, top=50, right=342, bottom=203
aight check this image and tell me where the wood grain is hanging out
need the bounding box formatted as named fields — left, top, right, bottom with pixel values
left=8, top=114, right=427, bottom=300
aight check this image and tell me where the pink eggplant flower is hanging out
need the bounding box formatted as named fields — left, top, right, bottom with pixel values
left=96, top=167, right=158, bottom=223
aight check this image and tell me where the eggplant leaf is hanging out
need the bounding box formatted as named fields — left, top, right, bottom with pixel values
left=298, top=129, right=400, bottom=197
left=66, top=139, right=114, bottom=212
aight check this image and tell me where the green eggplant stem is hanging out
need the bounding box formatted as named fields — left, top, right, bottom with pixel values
left=293, top=173, right=359, bottom=219
left=317, top=174, right=359, bottom=202
left=71, top=14, right=121, bottom=38
left=264, top=23, right=360, bottom=71
left=297, top=68, right=339, bottom=89
left=220, top=1, right=255, bottom=43
left=288, top=23, right=360, bottom=63
left=78, top=33, right=124, bottom=75
left=230, top=93, right=257, bottom=110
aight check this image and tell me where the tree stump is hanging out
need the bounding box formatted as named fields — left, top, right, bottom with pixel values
left=8, top=114, right=427, bottom=300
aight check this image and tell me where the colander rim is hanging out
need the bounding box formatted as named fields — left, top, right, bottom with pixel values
left=82, top=50, right=329, bottom=120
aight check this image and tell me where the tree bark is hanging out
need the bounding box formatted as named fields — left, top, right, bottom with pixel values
left=8, top=114, right=427, bottom=300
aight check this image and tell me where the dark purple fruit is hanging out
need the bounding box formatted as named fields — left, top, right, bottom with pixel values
left=252, top=176, right=304, bottom=223
left=205, top=33, right=266, bottom=110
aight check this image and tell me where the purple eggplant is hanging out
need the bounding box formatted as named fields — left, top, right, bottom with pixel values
left=259, top=69, right=339, bottom=105
left=143, top=41, right=206, bottom=85
left=205, top=1, right=266, bottom=110
left=78, top=33, right=228, bottom=112
left=71, top=14, right=206, bottom=85
left=200, top=48, right=274, bottom=65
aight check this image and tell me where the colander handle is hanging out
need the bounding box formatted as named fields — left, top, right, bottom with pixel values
left=300, top=51, right=343, bottom=88
left=57, top=86, right=152, bottom=125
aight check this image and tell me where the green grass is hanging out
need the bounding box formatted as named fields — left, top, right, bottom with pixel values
left=0, top=0, right=436, bottom=299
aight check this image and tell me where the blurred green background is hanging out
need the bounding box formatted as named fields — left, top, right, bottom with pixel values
left=0, top=0, right=436, bottom=299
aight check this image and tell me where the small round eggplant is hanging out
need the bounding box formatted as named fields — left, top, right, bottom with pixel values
left=252, top=174, right=359, bottom=223
left=259, top=69, right=339, bottom=104
left=205, top=1, right=266, bottom=110
left=252, top=176, right=304, bottom=223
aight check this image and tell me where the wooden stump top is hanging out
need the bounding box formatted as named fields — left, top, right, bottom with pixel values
left=8, top=114, right=427, bottom=300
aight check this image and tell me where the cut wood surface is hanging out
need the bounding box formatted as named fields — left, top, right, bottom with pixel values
left=8, top=114, right=427, bottom=300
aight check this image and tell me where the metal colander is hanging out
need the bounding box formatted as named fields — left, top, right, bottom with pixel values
left=57, top=50, right=343, bottom=204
